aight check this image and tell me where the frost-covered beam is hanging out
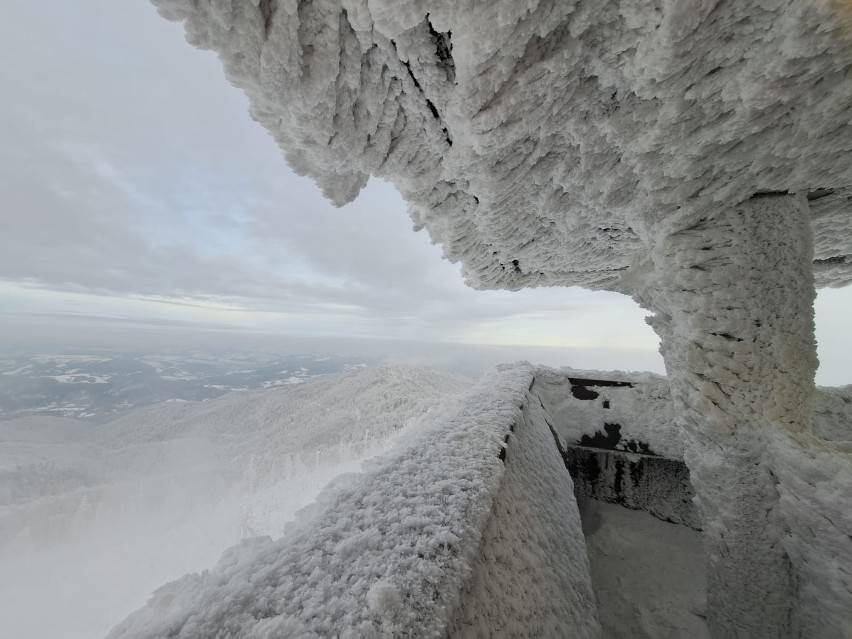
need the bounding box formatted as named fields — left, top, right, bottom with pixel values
left=636, top=194, right=817, bottom=636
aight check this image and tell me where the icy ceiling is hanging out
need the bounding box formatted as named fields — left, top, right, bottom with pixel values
left=153, top=0, right=852, bottom=291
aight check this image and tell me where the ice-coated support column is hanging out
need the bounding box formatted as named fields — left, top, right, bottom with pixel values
left=638, top=194, right=817, bottom=637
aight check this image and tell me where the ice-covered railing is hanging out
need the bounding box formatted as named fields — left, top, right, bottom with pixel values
left=107, top=363, right=600, bottom=639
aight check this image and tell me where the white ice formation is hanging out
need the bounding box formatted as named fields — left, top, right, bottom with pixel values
left=145, top=2, right=852, bottom=637
left=151, top=0, right=852, bottom=291
left=108, top=364, right=851, bottom=638
left=108, top=364, right=601, bottom=639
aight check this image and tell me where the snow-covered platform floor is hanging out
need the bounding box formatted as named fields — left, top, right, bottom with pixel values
left=581, top=499, right=708, bottom=639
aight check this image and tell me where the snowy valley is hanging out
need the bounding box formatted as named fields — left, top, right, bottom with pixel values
left=0, top=364, right=471, bottom=639
left=0, top=350, right=374, bottom=421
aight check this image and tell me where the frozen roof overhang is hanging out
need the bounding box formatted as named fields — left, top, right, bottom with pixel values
left=153, top=0, right=852, bottom=291
left=151, top=4, right=852, bottom=635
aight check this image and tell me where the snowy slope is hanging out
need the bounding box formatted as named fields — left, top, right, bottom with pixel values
left=82, top=363, right=462, bottom=444
left=1, top=364, right=469, bottom=502
left=0, top=364, right=471, bottom=639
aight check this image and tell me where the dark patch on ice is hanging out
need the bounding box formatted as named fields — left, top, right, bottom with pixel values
left=806, top=188, right=835, bottom=201
left=498, top=433, right=510, bottom=462
left=567, top=446, right=602, bottom=484
left=602, top=400, right=610, bottom=409
left=630, top=457, right=644, bottom=487
left=711, top=332, right=743, bottom=342
left=426, top=16, right=455, bottom=84
left=577, top=421, right=659, bottom=457
left=815, top=255, right=847, bottom=266
left=580, top=423, right=621, bottom=448
left=258, top=0, right=278, bottom=38
left=750, top=190, right=789, bottom=199
left=623, top=439, right=653, bottom=455
left=391, top=40, right=453, bottom=147
left=570, top=385, right=599, bottom=400
left=567, top=377, right=633, bottom=388
left=613, top=458, right=625, bottom=494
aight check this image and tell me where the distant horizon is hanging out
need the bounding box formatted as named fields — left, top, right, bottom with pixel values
left=1, top=309, right=849, bottom=387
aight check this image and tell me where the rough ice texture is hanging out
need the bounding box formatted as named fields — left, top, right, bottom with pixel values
left=151, top=0, right=852, bottom=291
left=814, top=384, right=852, bottom=442
left=770, top=431, right=852, bottom=638
left=448, top=386, right=599, bottom=637
left=566, top=447, right=701, bottom=530
left=533, top=365, right=680, bottom=459
left=536, top=364, right=852, bottom=635
left=107, top=363, right=600, bottom=638
left=637, top=195, right=820, bottom=636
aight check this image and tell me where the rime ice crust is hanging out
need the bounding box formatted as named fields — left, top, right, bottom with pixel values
left=105, top=363, right=852, bottom=638
left=638, top=195, right=819, bottom=635
left=107, top=364, right=600, bottom=639
left=151, top=0, right=852, bottom=291
left=146, top=1, right=852, bottom=636
left=448, top=384, right=599, bottom=638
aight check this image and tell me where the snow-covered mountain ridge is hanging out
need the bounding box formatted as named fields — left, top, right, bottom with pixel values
left=1, top=364, right=470, bottom=497
left=0, top=364, right=471, bottom=639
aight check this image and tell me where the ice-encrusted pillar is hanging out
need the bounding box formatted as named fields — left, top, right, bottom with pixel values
left=637, top=194, right=817, bottom=637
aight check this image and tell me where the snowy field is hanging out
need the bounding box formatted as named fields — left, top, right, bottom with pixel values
left=0, top=365, right=470, bottom=639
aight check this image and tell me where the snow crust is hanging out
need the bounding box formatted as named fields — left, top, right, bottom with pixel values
left=151, top=0, right=852, bottom=291
left=582, top=500, right=708, bottom=639
left=769, top=430, right=852, bottom=638
left=108, top=363, right=599, bottom=638
left=448, top=383, right=599, bottom=637
left=813, top=384, right=852, bottom=442
left=533, top=365, right=680, bottom=458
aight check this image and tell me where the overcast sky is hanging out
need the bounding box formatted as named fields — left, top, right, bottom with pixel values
left=1, top=1, right=849, bottom=384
